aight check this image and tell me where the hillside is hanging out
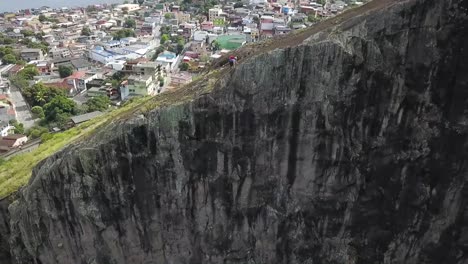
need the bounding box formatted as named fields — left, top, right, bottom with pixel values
left=3, top=0, right=468, bottom=263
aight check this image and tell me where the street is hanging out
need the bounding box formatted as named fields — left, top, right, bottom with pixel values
left=9, top=83, right=35, bottom=129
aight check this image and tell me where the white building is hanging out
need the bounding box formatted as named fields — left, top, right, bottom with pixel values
left=208, top=8, right=222, bottom=21
left=116, top=4, right=141, bottom=12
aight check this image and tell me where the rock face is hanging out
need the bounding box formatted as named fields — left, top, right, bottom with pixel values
left=5, top=0, right=468, bottom=263
left=0, top=198, right=11, bottom=263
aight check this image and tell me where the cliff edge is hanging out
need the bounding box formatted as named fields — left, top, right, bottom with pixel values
left=6, top=0, right=468, bottom=263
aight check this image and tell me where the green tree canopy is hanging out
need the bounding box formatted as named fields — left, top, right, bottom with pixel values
left=9, top=120, right=25, bottom=134
left=81, top=26, right=92, bottom=36
left=38, top=14, right=47, bottom=22
left=31, top=106, right=45, bottom=119
left=19, top=65, right=39, bottom=80
left=2, top=54, right=16, bottom=64
left=124, top=18, right=136, bottom=28
left=112, top=29, right=136, bottom=40
left=43, top=95, right=77, bottom=124
left=20, top=29, right=35, bottom=37
left=58, top=66, right=73, bottom=78
left=160, top=34, right=170, bottom=44
left=179, top=62, right=189, bottom=71
left=85, top=96, right=111, bottom=112
left=23, top=83, right=66, bottom=107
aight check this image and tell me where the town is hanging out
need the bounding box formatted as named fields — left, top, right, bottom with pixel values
left=0, top=0, right=363, bottom=159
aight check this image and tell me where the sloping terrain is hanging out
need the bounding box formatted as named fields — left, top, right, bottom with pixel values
left=4, top=0, right=468, bottom=263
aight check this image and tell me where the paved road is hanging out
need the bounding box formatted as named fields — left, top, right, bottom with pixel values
left=9, top=83, right=35, bottom=129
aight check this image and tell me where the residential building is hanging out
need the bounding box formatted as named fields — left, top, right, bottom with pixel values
left=190, top=41, right=207, bottom=56
left=20, top=48, right=45, bottom=62
left=155, top=51, right=178, bottom=70
left=177, top=13, right=191, bottom=24
left=133, top=62, right=161, bottom=79
left=49, top=48, right=71, bottom=59
left=209, top=8, right=222, bottom=21
left=116, top=4, right=141, bottom=12
left=260, top=15, right=274, bottom=36
left=0, top=134, right=28, bottom=153
left=126, top=74, right=156, bottom=97
left=170, top=72, right=192, bottom=87
left=70, top=111, right=103, bottom=126
left=0, top=124, right=14, bottom=137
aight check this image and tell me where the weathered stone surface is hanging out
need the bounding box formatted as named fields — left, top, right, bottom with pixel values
left=0, top=198, right=11, bottom=263
left=5, top=0, right=468, bottom=263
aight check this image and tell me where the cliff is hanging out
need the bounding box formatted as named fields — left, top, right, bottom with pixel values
left=5, top=0, right=468, bottom=263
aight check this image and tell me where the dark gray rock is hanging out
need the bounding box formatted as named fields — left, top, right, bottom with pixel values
left=0, top=197, right=11, bottom=264
left=6, top=0, right=468, bottom=263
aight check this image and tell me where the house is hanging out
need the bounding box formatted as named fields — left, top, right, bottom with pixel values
left=65, top=71, right=100, bottom=94
left=209, top=8, right=222, bottom=21
left=177, top=13, right=191, bottom=24
left=260, top=15, right=274, bottom=36
left=49, top=48, right=71, bottom=59
left=275, top=25, right=291, bottom=35
left=0, top=123, right=14, bottom=137
left=70, top=111, right=103, bottom=126
left=133, top=62, right=161, bottom=79
left=155, top=51, right=178, bottom=70
left=201, top=21, right=214, bottom=31
left=70, top=58, right=91, bottom=71
left=170, top=72, right=192, bottom=87
left=20, top=48, right=45, bottom=62
left=0, top=96, right=16, bottom=125
left=0, top=134, right=28, bottom=153
left=190, top=42, right=207, bottom=56
left=126, top=74, right=157, bottom=96
left=34, top=61, right=54, bottom=75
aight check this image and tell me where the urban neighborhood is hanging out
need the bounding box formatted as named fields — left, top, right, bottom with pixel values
left=0, top=0, right=362, bottom=158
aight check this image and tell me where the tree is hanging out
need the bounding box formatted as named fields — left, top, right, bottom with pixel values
left=138, top=0, right=144, bottom=5
left=58, top=66, right=73, bottom=78
left=43, top=95, right=77, bottom=124
left=81, top=26, right=92, bottom=36
left=164, top=13, right=173, bottom=20
left=158, top=76, right=164, bottom=87
left=27, top=126, right=49, bottom=139
left=31, top=106, right=45, bottom=119
left=39, top=14, right=47, bottom=23
left=2, top=54, right=16, bottom=64
left=20, top=29, right=35, bottom=37
left=212, top=40, right=221, bottom=51
left=18, top=65, right=39, bottom=80
left=124, top=18, right=136, bottom=28
left=308, top=14, right=320, bottom=23
left=85, top=96, right=111, bottom=112
left=10, top=120, right=25, bottom=134
left=160, top=34, right=170, bottom=44
left=177, top=42, right=185, bottom=55
left=234, top=2, right=243, bottom=8
left=179, top=62, right=189, bottom=71
left=112, top=29, right=135, bottom=40
left=23, top=83, right=66, bottom=107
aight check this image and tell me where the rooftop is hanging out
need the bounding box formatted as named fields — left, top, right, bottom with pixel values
left=70, top=111, right=103, bottom=125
